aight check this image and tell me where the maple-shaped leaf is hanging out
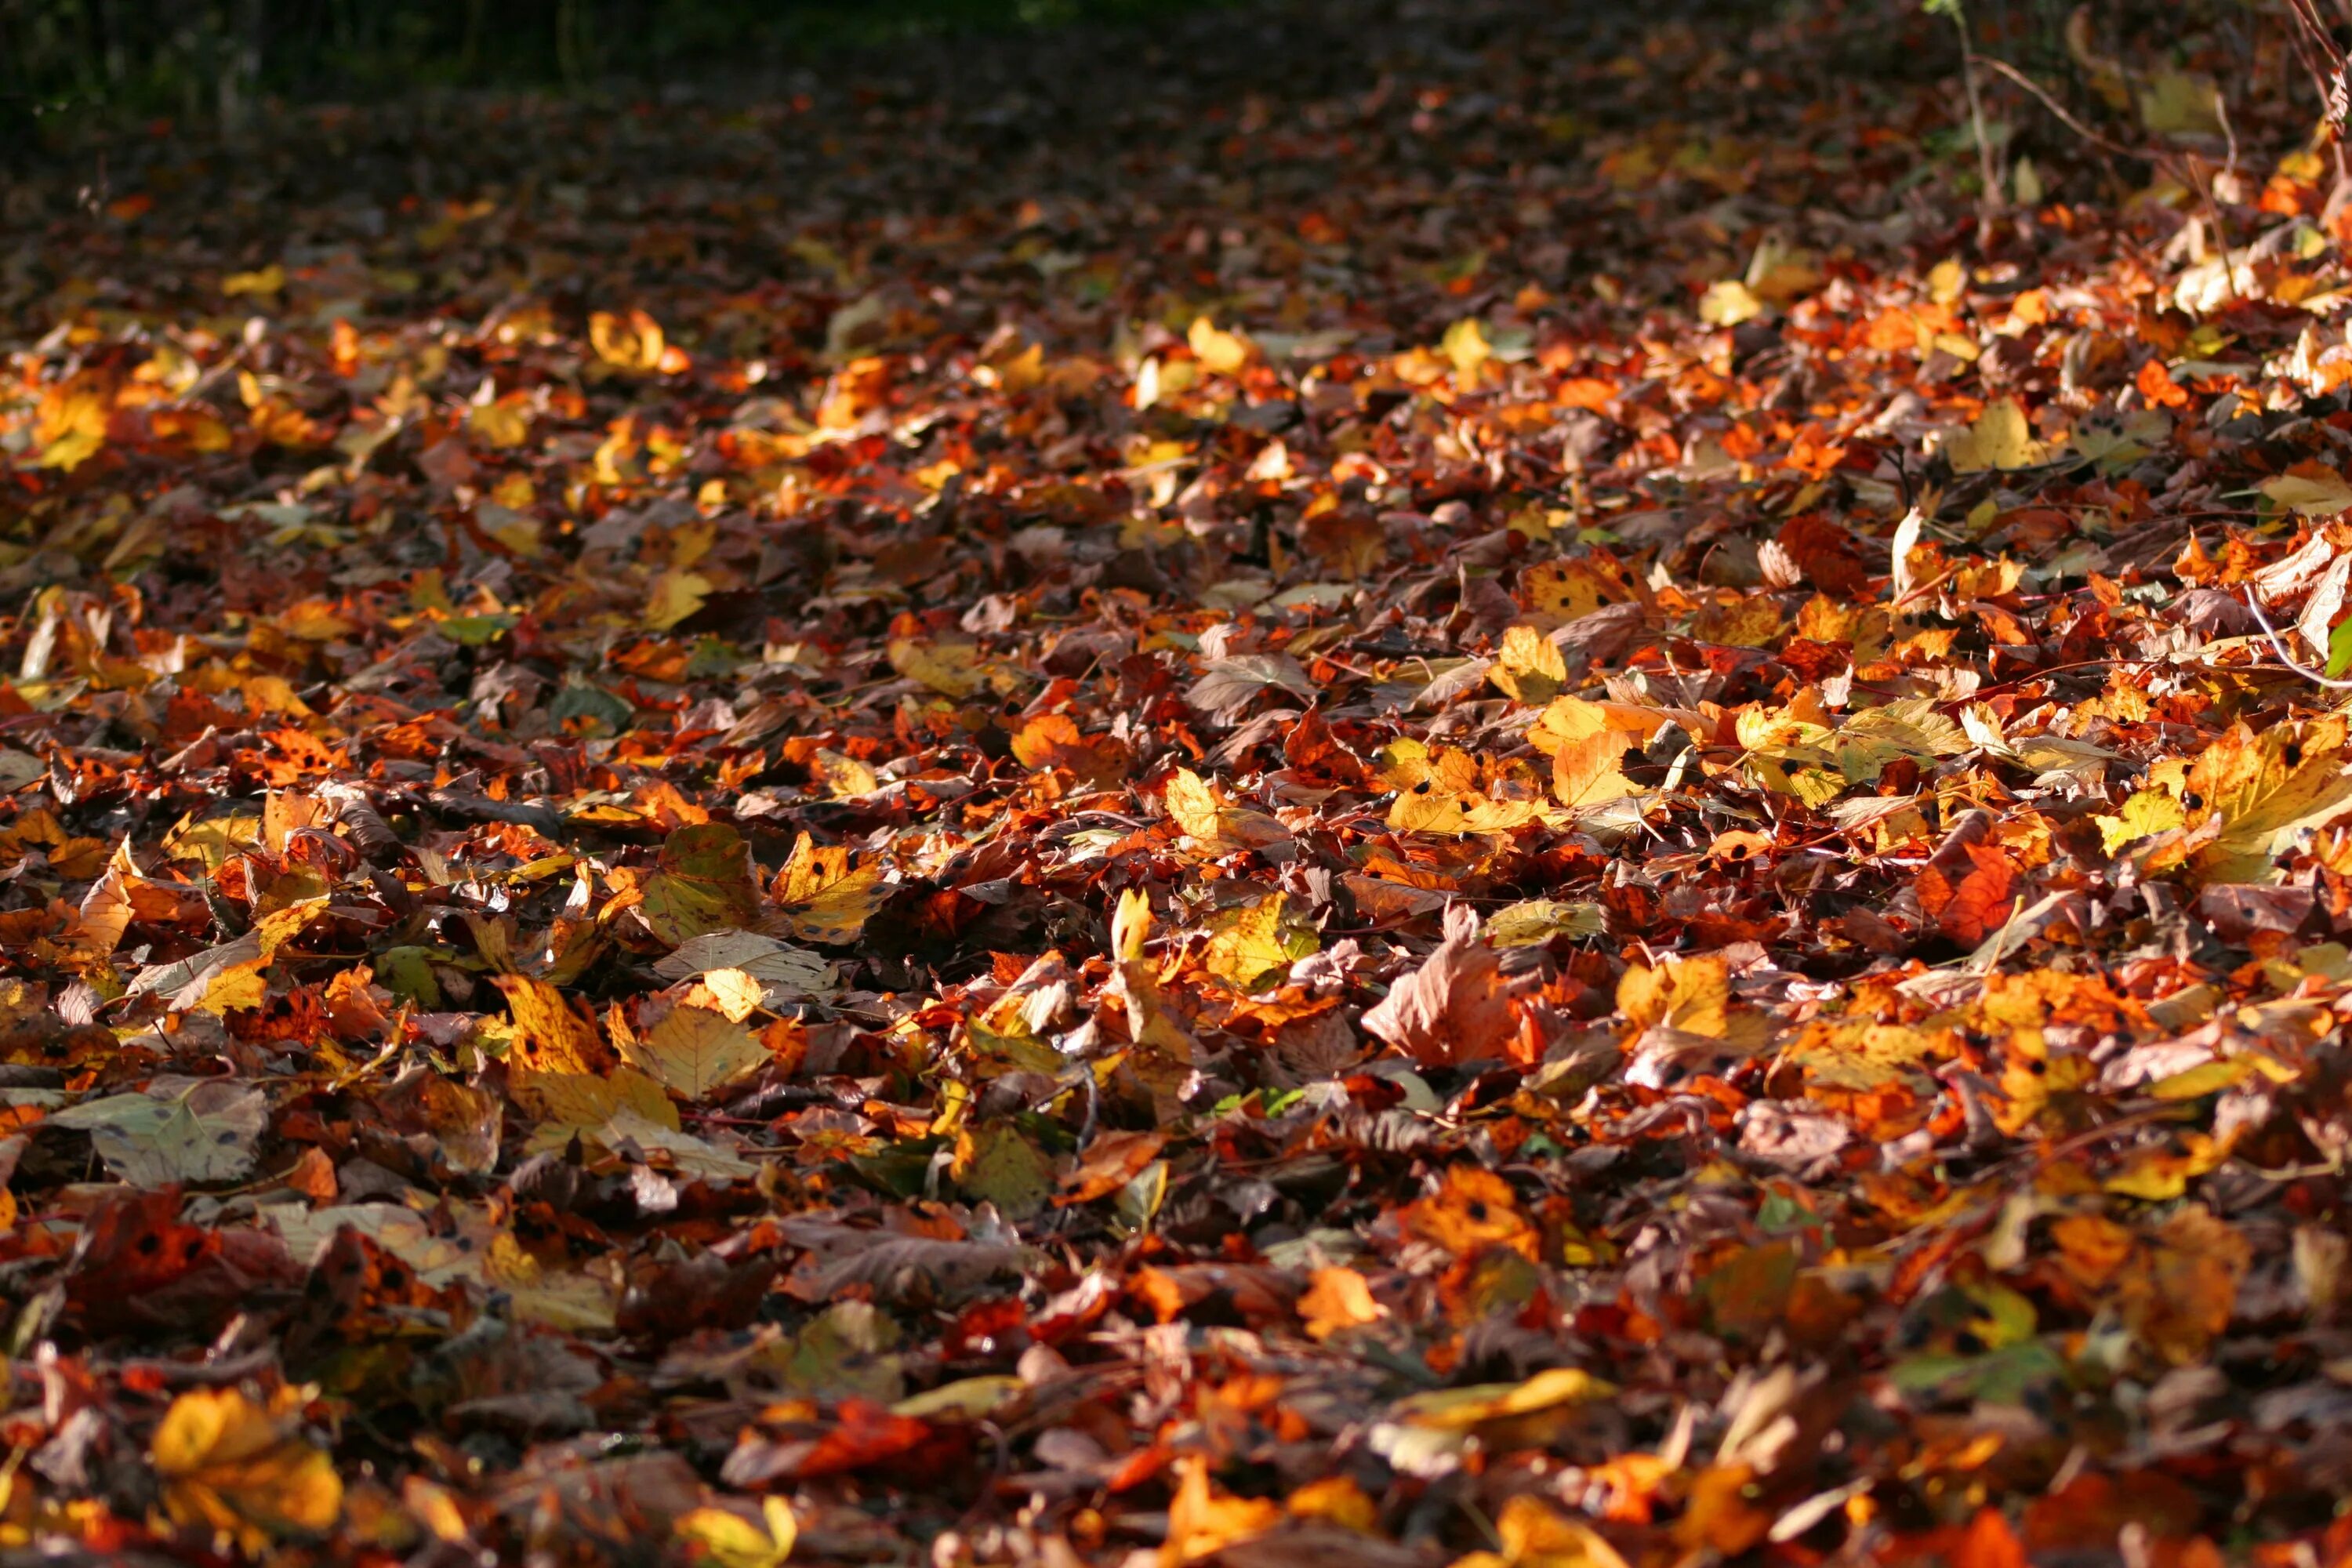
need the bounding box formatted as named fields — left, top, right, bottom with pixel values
left=2146, top=717, right=2352, bottom=884
left=152, top=1385, right=342, bottom=1552
left=771, top=832, right=886, bottom=945
left=1941, top=399, right=2047, bottom=472
left=1360, top=905, right=1517, bottom=1065
left=53, top=1077, right=267, bottom=1188
left=1554, top=728, right=1639, bottom=809
left=639, top=822, right=764, bottom=947
left=513, top=1063, right=679, bottom=1133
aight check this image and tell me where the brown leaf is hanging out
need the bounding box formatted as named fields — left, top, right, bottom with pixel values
left=1359, top=905, right=1517, bottom=1065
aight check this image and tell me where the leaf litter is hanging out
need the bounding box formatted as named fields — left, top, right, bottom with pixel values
left=3, top=0, right=2352, bottom=1563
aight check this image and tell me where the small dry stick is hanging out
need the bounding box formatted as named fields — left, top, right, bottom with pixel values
left=2243, top=583, right=2352, bottom=688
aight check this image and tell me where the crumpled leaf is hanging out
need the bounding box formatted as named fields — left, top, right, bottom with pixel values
left=1361, top=905, right=1517, bottom=1065
left=637, top=822, right=764, bottom=947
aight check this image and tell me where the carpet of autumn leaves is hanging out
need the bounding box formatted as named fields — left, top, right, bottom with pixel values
left=7, top=0, right=2352, bottom=1563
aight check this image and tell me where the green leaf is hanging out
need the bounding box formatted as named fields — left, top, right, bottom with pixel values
left=953, top=1122, right=1056, bottom=1221
left=2326, top=615, right=2352, bottom=678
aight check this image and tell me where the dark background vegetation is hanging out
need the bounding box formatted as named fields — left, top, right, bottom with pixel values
left=0, top=0, right=2193, bottom=147
left=0, top=0, right=1215, bottom=143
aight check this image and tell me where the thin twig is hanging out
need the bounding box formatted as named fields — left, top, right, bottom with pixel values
left=2243, top=583, right=2352, bottom=688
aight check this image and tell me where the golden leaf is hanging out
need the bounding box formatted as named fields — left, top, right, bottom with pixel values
left=1488, top=624, right=1566, bottom=704
left=1451, top=1496, right=1630, bottom=1568
left=1942, top=399, right=2046, bottom=473
left=493, top=975, right=611, bottom=1075
left=673, top=1500, right=797, bottom=1568
left=1618, top=953, right=1731, bottom=1036
left=1200, top=893, right=1319, bottom=993
left=1553, top=728, right=1638, bottom=808
left=771, top=833, right=886, bottom=945
left=620, top=1002, right=768, bottom=1100
left=152, top=1386, right=342, bottom=1552
left=1186, top=317, right=1252, bottom=376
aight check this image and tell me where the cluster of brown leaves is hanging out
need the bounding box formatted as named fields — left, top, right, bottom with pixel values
left=2, top=0, right=2352, bottom=1563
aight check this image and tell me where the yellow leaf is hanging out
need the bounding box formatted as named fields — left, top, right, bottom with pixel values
left=1488, top=624, right=1566, bottom=704
left=1200, top=894, right=1318, bottom=992
left=1941, top=399, right=2046, bottom=473
left=1452, top=1495, right=1630, bottom=1568
left=771, top=832, right=886, bottom=944
left=643, top=568, right=711, bottom=631
left=1699, top=279, right=1763, bottom=326
left=2138, top=70, right=2223, bottom=139
left=639, top=822, right=764, bottom=946
left=511, top=1063, right=679, bottom=1131
left=34, top=387, right=108, bottom=470
left=2146, top=718, right=2352, bottom=884
left=1111, top=886, right=1152, bottom=963
left=1520, top=557, right=1628, bottom=623
left=590, top=308, right=668, bottom=371
left=1388, top=779, right=1547, bottom=834
left=813, top=747, right=880, bottom=797
left=887, top=634, right=985, bottom=698
left=1165, top=768, right=1291, bottom=850
left=2260, top=466, right=2352, bottom=517
left=1186, top=317, right=1252, bottom=376
left=152, top=1386, right=341, bottom=1552
left=1528, top=695, right=1664, bottom=757
left=1618, top=953, right=1731, bottom=1036
left=485, top=1231, right=618, bottom=1330
left=467, top=399, right=531, bottom=448
left=620, top=1002, right=768, bottom=1100
left=2096, top=789, right=2187, bottom=855
left=1553, top=728, right=1638, bottom=808
left=221, top=263, right=287, bottom=297
left=493, top=975, right=609, bottom=1074
left=1393, top=1365, right=1615, bottom=1432
left=1485, top=898, right=1606, bottom=946
left=693, top=967, right=768, bottom=1022
left=674, top=1498, right=797, bottom=1567
left=1442, top=317, right=1493, bottom=376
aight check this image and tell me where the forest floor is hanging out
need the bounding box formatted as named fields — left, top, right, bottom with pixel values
left=2, top=0, right=2352, bottom=1564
